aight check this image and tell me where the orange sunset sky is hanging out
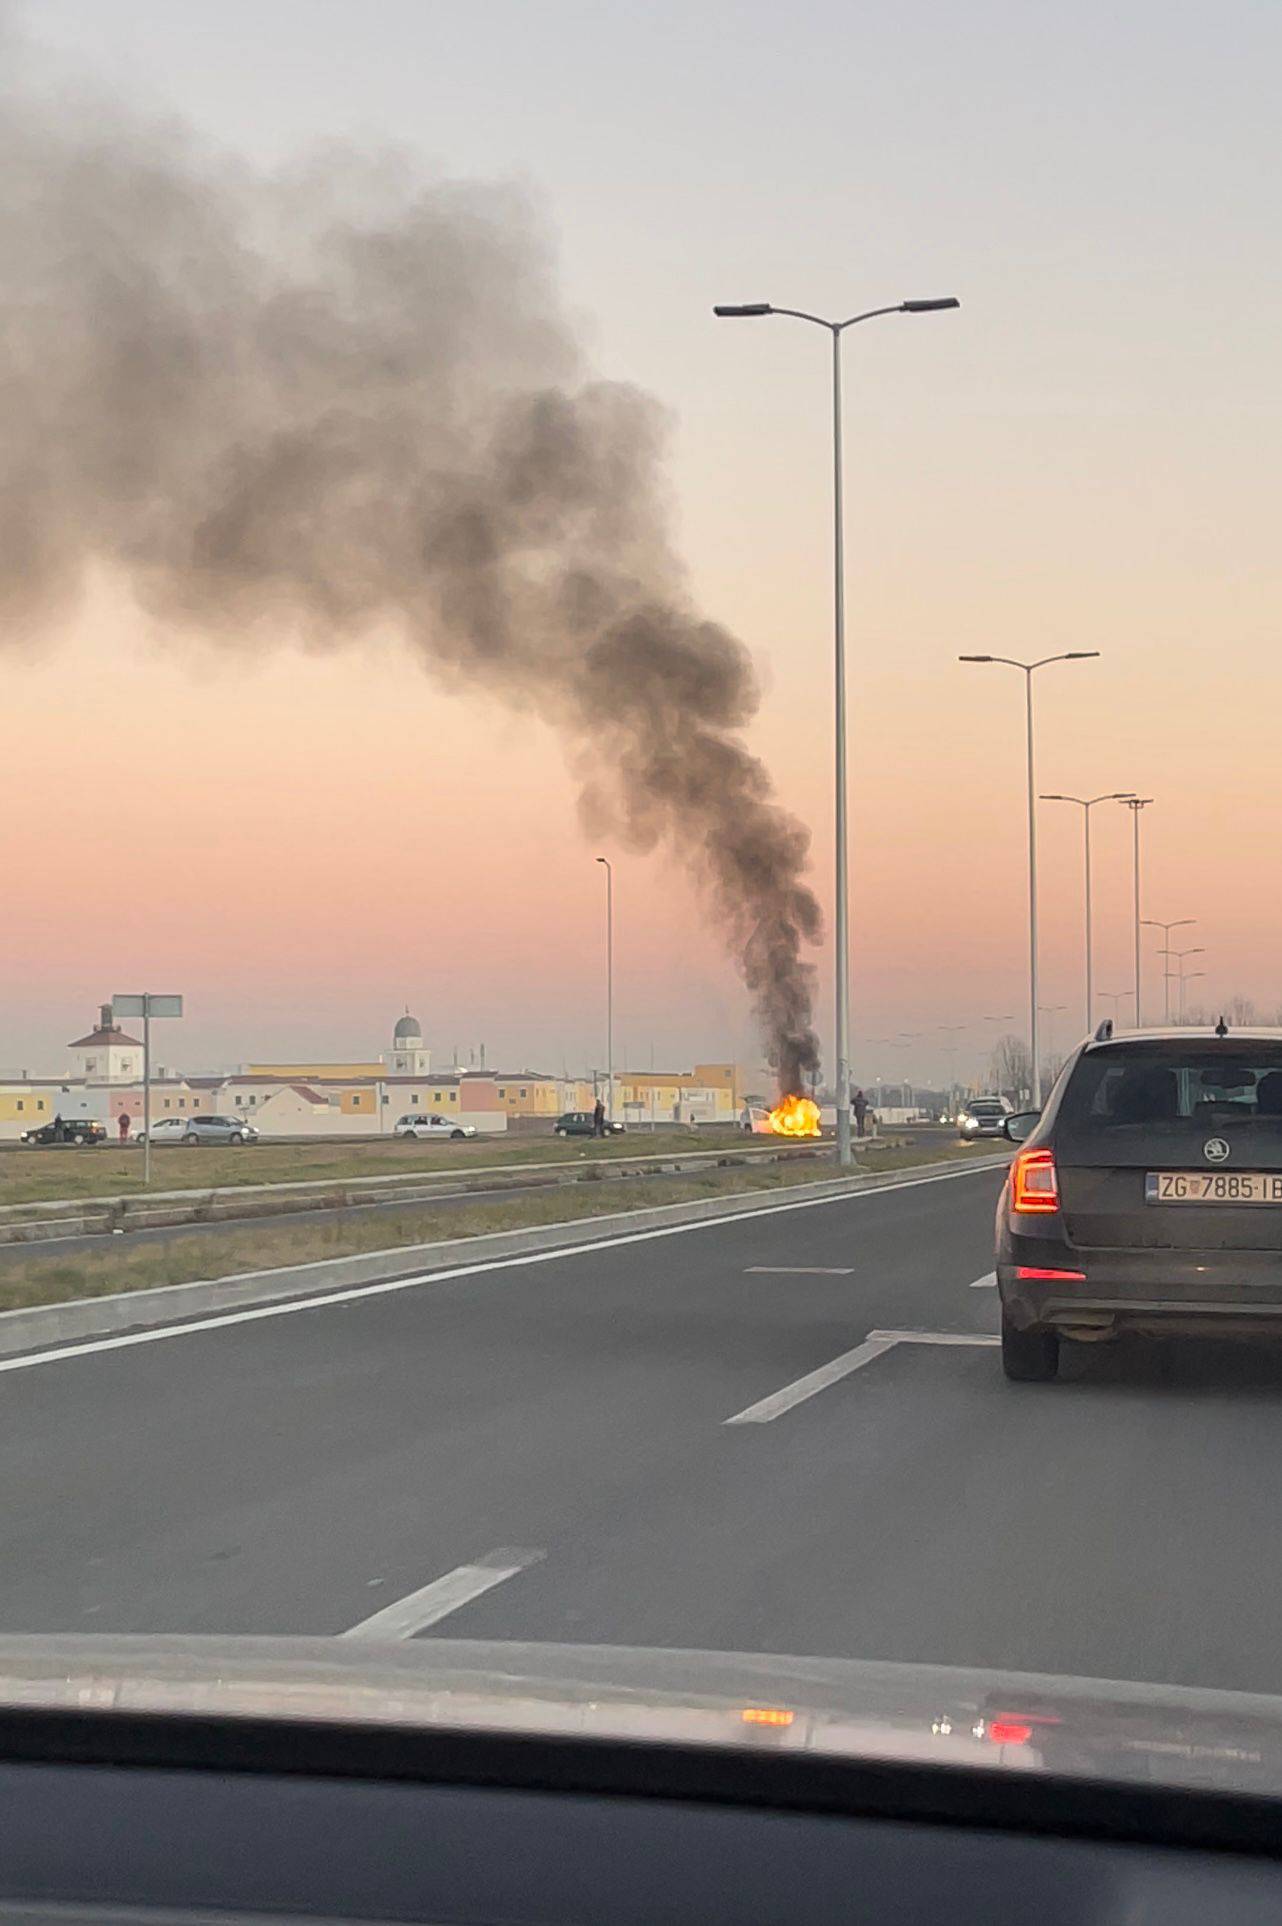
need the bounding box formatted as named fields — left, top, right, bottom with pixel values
left=4, top=0, right=1281, bottom=1085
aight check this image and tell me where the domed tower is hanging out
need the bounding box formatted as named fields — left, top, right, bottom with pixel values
left=385, top=1008, right=430, bottom=1077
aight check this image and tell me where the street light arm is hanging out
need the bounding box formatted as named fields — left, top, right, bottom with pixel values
left=835, top=303, right=919, bottom=329
left=716, top=300, right=960, bottom=332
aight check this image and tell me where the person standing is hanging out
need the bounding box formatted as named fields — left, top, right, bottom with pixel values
left=118, top=1110, right=131, bottom=1145
left=852, top=1087, right=869, bottom=1138
left=592, top=1095, right=606, bottom=1137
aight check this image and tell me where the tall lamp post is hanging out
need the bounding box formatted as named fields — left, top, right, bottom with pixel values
left=1040, top=791, right=1134, bottom=1038
left=897, top=1031, right=921, bottom=1119
left=1160, top=945, right=1206, bottom=1023
left=715, top=294, right=959, bottom=1169
left=1180, top=969, right=1207, bottom=1022
left=595, top=857, right=614, bottom=1123
left=1141, top=916, right=1195, bottom=1023
left=1119, top=799, right=1155, bottom=1026
left=960, top=653, right=1101, bottom=1105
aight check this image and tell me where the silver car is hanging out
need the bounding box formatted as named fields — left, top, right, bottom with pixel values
left=141, top=1113, right=259, bottom=1146
left=395, top=1112, right=477, bottom=1141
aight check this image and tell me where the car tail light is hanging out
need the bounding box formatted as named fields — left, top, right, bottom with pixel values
left=1014, top=1265, right=1085, bottom=1282
left=986, top=1718, right=1033, bottom=1745
left=1011, top=1146, right=1059, bottom=1213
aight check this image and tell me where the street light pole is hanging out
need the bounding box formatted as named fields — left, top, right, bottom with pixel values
left=960, top=653, right=1101, bottom=1105
left=715, top=294, right=959, bottom=1168
left=595, top=857, right=613, bottom=1123
left=1040, top=792, right=1134, bottom=1039
left=1119, top=799, right=1155, bottom=1025
left=1098, top=989, right=1130, bottom=1024
left=1141, top=917, right=1195, bottom=1023
left=1160, top=945, right=1206, bottom=1024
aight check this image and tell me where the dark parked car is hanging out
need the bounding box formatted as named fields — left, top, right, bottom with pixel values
left=554, top=1111, right=625, bottom=1137
left=20, top=1118, right=107, bottom=1147
left=997, top=1022, right=1282, bottom=1381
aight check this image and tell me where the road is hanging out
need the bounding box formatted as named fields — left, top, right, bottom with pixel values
left=4, top=1159, right=1281, bottom=1696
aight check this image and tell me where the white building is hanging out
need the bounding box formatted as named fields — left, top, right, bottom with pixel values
left=383, top=1011, right=431, bottom=1077
left=67, top=1006, right=144, bottom=1084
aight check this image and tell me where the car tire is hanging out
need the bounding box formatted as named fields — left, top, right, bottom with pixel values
left=71, top=1132, right=86, bottom=1146
left=555, top=1128, right=566, bottom=1137
left=450, top=1129, right=466, bottom=1140
left=183, top=1132, right=199, bottom=1145
left=230, top=1132, right=244, bottom=1145
left=1001, top=1313, right=1060, bottom=1383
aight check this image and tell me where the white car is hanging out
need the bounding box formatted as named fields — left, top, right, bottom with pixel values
left=395, top=1112, right=477, bottom=1142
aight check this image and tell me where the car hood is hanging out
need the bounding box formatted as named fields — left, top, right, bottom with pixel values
left=0, top=1636, right=1279, bottom=1798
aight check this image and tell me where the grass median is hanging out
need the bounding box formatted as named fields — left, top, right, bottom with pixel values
left=0, top=1139, right=998, bottom=1314
left=0, top=1124, right=780, bottom=1207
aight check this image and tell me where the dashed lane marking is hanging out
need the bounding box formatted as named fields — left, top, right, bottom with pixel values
left=724, top=1328, right=999, bottom=1425
left=341, top=1548, right=546, bottom=1639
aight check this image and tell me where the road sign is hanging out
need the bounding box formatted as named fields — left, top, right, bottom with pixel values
left=113, top=993, right=183, bottom=1019
left=112, top=994, right=185, bottom=1183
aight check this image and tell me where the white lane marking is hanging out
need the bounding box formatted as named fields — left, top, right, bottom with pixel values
left=0, top=1161, right=997, bottom=1379
left=341, top=1548, right=545, bottom=1639
left=745, top=1265, right=854, bottom=1275
left=725, top=1336, right=899, bottom=1423
left=724, top=1327, right=999, bottom=1424
left=969, top=1271, right=997, bottom=1289
left=874, top=1329, right=1001, bottom=1347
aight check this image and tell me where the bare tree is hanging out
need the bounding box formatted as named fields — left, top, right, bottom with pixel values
left=1227, top=993, right=1258, bottom=1025
left=989, top=1034, right=1033, bottom=1103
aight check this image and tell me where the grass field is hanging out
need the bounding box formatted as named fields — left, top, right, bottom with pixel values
left=0, top=1138, right=993, bottom=1313
left=0, top=1124, right=783, bottom=1208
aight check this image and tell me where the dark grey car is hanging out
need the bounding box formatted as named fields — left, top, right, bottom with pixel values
left=997, top=1024, right=1282, bottom=1380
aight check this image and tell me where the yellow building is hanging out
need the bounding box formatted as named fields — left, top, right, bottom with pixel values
left=493, top=1074, right=561, bottom=1117
left=616, top=1066, right=738, bottom=1122
left=0, top=1085, right=55, bottom=1134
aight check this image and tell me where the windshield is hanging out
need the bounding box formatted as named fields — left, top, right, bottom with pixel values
left=3, top=0, right=1281, bottom=1818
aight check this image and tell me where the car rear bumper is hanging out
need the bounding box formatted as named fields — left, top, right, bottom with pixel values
left=999, top=1235, right=1282, bottom=1336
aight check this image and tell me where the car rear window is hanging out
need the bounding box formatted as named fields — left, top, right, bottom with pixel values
left=1057, top=1041, right=1282, bottom=1159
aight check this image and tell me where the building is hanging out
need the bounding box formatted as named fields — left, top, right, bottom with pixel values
left=491, top=1073, right=561, bottom=1119
left=68, top=1006, right=145, bottom=1084
left=615, top=1064, right=743, bottom=1124
left=383, top=1011, right=431, bottom=1078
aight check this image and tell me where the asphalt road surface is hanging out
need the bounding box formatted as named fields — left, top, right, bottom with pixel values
left=4, top=1159, right=1281, bottom=1698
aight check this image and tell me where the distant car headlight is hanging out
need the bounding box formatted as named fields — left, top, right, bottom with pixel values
left=961, top=1116, right=979, bottom=1133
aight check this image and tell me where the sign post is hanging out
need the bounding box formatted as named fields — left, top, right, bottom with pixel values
left=113, top=994, right=184, bottom=1185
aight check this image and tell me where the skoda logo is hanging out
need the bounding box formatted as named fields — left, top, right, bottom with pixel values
left=1203, top=1138, right=1231, bottom=1165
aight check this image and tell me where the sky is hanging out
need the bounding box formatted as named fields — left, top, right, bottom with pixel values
left=3, top=0, right=1281, bottom=1085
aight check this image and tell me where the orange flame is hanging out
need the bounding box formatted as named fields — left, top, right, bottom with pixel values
left=767, top=1094, right=822, bottom=1137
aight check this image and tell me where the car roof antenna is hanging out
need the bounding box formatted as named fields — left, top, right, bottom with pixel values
left=1215, top=1015, right=1229, bottom=1037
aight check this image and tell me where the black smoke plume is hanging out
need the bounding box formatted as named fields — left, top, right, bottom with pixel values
left=0, top=71, right=822, bottom=1092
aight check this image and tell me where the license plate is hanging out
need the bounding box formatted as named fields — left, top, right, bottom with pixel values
left=1146, top=1171, right=1282, bottom=1204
